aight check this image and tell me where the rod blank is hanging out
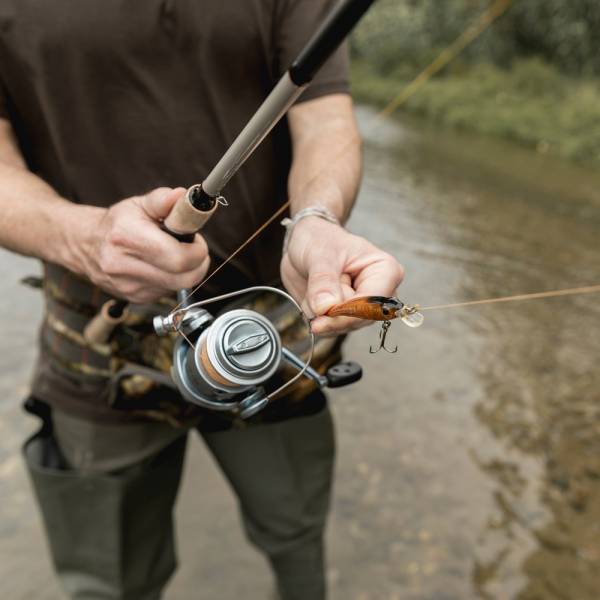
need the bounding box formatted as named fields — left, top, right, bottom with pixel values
left=290, top=0, right=377, bottom=86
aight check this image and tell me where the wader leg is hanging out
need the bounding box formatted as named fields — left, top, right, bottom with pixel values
left=202, top=406, right=335, bottom=600
left=22, top=400, right=188, bottom=600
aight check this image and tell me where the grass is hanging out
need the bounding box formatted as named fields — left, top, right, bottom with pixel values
left=351, top=58, right=600, bottom=167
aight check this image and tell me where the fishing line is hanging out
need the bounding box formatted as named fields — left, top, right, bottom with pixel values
left=172, top=0, right=599, bottom=323
left=171, top=0, right=513, bottom=314
left=170, top=201, right=291, bottom=314
left=179, top=327, right=196, bottom=350
left=420, top=285, right=600, bottom=312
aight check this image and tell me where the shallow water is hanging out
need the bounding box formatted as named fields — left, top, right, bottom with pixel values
left=0, top=107, right=599, bottom=599
left=331, top=106, right=600, bottom=599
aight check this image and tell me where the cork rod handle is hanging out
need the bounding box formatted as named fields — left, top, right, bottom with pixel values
left=163, top=184, right=219, bottom=240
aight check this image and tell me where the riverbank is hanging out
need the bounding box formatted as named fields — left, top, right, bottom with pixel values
left=352, top=58, right=600, bottom=167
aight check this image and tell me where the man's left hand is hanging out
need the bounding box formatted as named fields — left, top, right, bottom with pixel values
left=281, top=217, right=404, bottom=335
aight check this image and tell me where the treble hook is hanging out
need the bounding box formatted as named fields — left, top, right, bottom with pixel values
left=370, top=320, right=397, bottom=354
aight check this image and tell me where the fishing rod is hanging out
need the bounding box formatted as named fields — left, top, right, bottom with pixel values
left=78, top=0, right=384, bottom=418
left=84, top=0, right=379, bottom=345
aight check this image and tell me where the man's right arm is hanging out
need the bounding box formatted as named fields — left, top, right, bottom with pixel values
left=0, top=118, right=210, bottom=303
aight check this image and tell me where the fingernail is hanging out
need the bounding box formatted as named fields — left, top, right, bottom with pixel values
left=313, top=292, right=335, bottom=313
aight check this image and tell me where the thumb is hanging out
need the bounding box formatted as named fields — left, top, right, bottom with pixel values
left=307, top=260, right=343, bottom=316
left=140, top=187, right=186, bottom=221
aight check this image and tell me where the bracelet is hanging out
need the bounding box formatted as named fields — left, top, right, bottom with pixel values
left=281, top=206, right=341, bottom=253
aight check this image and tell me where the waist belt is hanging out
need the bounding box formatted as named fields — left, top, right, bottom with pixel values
left=37, top=263, right=343, bottom=428
left=41, top=263, right=174, bottom=377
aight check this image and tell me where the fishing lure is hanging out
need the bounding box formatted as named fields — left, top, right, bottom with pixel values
left=326, top=296, right=424, bottom=353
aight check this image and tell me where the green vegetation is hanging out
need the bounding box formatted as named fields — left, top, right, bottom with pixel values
left=352, top=0, right=600, bottom=166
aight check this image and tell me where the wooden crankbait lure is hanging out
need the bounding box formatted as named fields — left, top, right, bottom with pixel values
left=326, top=296, right=424, bottom=353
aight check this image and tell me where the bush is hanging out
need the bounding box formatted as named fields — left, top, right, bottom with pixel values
left=352, top=0, right=600, bottom=76
left=510, top=0, right=600, bottom=76
left=351, top=58, right=600, bottom=166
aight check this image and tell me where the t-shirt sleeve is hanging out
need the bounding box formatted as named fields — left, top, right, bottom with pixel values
left=275, top=0, right=350, bottom=104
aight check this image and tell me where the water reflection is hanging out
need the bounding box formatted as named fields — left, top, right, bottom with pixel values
left=336, top=106, right=600, bottom=599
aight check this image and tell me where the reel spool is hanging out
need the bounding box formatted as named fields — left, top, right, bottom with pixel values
left=154, top=286, right=362, bottom=419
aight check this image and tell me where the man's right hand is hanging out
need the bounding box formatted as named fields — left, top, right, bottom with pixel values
left=65, top=187, right=210, bottom=304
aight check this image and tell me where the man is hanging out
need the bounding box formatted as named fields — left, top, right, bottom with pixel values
left=0, top=1, right=403, bottom=599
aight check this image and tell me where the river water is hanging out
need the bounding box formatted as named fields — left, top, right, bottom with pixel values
left=1, top=107, right=599, bottom=599
left=332, top=106, right=600, bottom=599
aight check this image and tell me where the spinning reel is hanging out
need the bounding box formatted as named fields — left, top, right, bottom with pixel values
left=153, top=286, right=362, bottom=419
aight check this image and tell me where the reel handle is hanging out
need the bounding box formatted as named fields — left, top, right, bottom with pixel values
left=325, top=361, right=362, bottom=388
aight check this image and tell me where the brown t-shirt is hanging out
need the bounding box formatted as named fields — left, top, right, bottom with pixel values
left=0, top=0, right=348, bottom=279
left=0, top=0, right=349, bottom=419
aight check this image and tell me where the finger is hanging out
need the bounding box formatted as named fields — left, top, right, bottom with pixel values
left=312, top=263, right=401, bottom=334
left=340, top=273, right=352, bottom=287
left=109, top=279, right=166, bottom=304
left=123, top=223, right=210, bottom=274
left=139, top=187, right=187, bottom=221
left=145, top=230, right=209, bottom=275
left=100, top=253, right=209, bottom=293
left=306, top=258, right=344, bottom=316
left=351, top=254, right=405, bottom=298
left=138, top=252, right=209, bottom=292
left=310, top=279, right=355, bottom=332
left=172, top=254, right=211, bottom=290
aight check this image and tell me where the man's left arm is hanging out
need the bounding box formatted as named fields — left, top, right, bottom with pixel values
left=281, top=94, right=405, bottom=335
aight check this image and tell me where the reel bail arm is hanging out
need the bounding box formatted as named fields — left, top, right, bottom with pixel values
left=153, top=286, right=363, bottom=419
